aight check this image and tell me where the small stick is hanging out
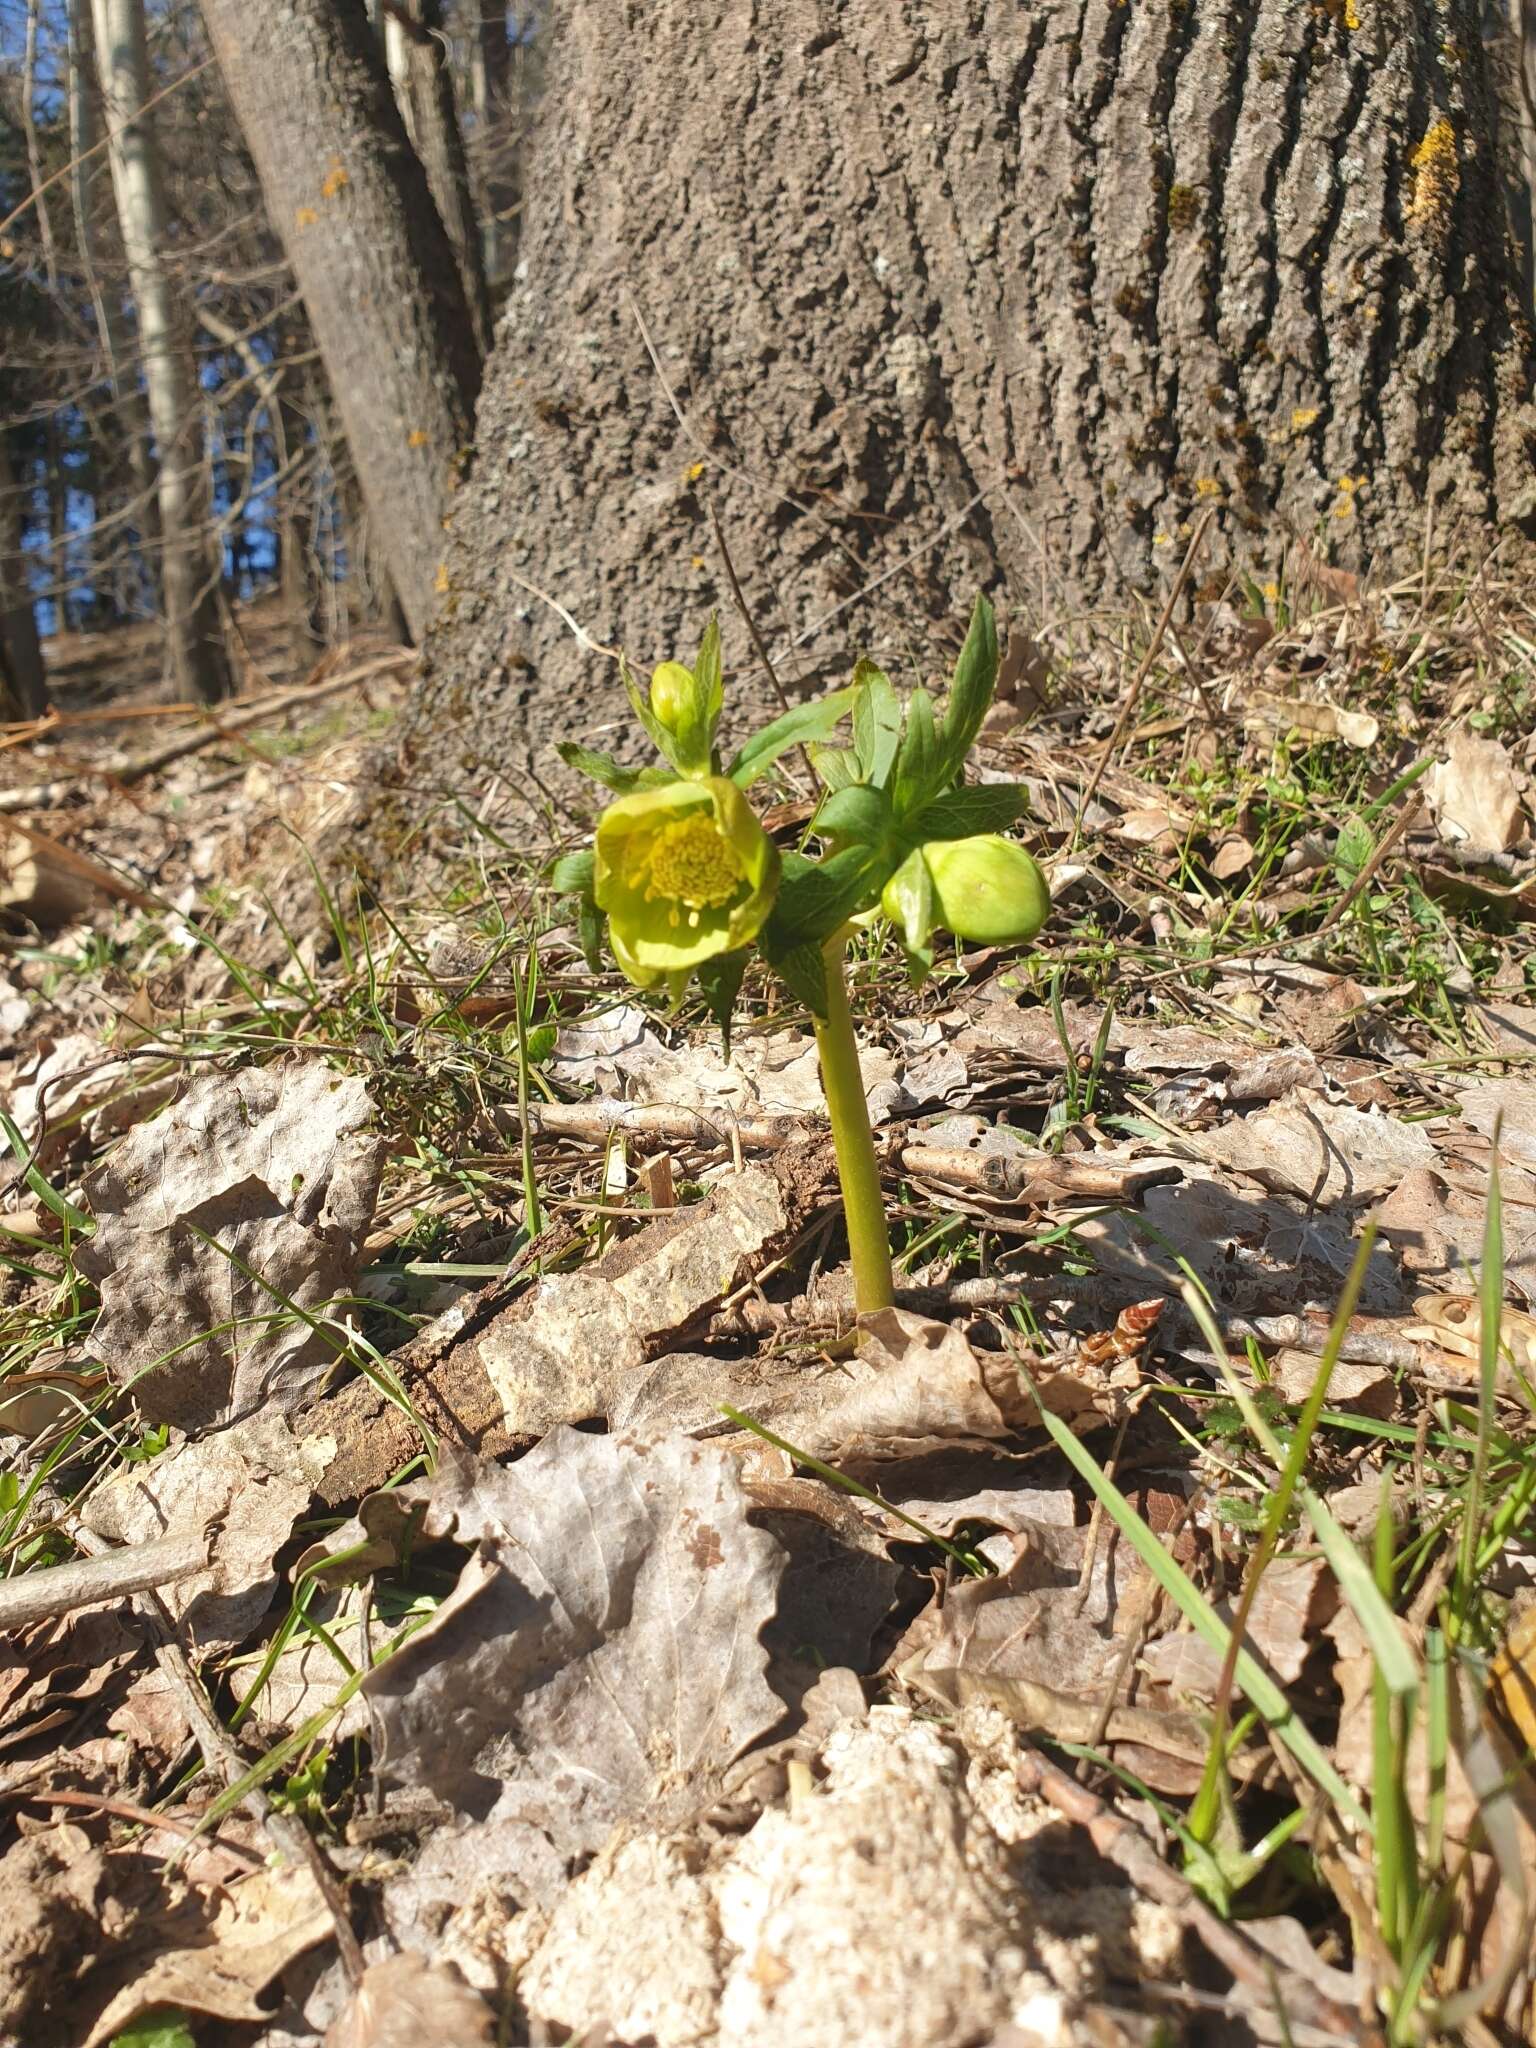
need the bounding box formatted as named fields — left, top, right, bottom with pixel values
left=0, top=1523, right=210, bottom=1631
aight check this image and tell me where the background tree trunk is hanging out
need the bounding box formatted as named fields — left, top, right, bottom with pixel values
left=0, top=432, right=47, bottom=721
left=381, top=0, right=492, bottom=356
left=70, top=0, right=163, bottom=609
left=397, top=0, right=1536, bottom=811
left=93, top=0, right=233, bottom=703
left=199, top=0, right=482, bottom=645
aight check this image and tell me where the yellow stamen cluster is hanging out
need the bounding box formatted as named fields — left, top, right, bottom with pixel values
left=631, top=815, right=744, bottom=928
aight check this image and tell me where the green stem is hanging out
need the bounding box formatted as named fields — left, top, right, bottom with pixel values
left=814, top=933, right=895, bottom=1317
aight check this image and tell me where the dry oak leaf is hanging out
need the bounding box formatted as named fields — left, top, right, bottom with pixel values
left=357, top=1432, right=787, bottom=1849
left=325, top=1952, right=496, bottom=2048
left=80, top=1410, right=332, bottom=1651
left=1425, top=727, right=1527, bottom=852
left=81, top=1862, right=332, bottom=2047
left=80, top=1060, right=384, bottom=1428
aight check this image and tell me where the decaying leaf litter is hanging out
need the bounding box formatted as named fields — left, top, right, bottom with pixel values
left=3, top=564, right=1536, bottom=2047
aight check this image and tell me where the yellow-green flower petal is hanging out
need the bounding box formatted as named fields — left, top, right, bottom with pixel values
left=596, top=775, right=779, bottom=983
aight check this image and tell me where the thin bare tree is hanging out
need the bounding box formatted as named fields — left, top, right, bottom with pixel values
left=92, top=0, right=232, bottom=701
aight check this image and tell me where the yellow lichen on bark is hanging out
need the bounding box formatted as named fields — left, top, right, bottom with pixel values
left=1407, top=119, right=1458, bottom=234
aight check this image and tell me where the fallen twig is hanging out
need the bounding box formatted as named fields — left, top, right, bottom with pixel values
left=0, top=651, right=410, bottom=814
left=0, top=1522, right=210, bottom=1630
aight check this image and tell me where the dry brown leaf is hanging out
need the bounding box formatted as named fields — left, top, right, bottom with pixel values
left=1426, top=728, right=1527, bottom=852
left=1208, top=832, right=1255, bottom=880
left=475, top=1163, right=787, bottom=1434
left=1229, top=685, right=1378, bottom=749
left=765, top=1309, right=1039, bottom=1465
left=1377, top=1162, right=1536, bottom=1302
left=80, top=1411, right=330, bottom=1650
left=81, top=1862, right=332, bottom=2047
left=80, top=1061, right=385, bottom=1427
left=894, top=1524, right=1144, bottom=1707
left=1490, top=1603, right=1536, bottom=1751
left=324, top=1952, right=496, bottom=2048
left=1205, top=1096, right=1437, bottom=1205
left=1268, top=1349, right=1394, bottom=1416
left=356, top=1434, right=786, bottom=1857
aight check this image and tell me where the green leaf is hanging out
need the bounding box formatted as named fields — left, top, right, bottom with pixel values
left=1334, top=814, right=1374, bottom=885
left=814, top=783, right=892, bottom=849
left=0, top=1108, right=92, bottom=1235
left=555, top=742, right=646, bottom=794
left=771, top=941, right=829, bottom=1015
left=108, top=2010, right=197, bottom=2048
left=934, top=593, right=1000, bottom=785
left=763, top=845, right=881, bottom=956
left=726, top=688, right=856, bottom=788
left=577, top=897, right=605, bottom=973
left=547, top=849, right=595, bottom=896
left=881, top=847, right=936, bottom=983
left=904, top=782, right=1030, bottom=843
left=851, top=659, right=901, bottom=788
left=694, top=614, right=725, bottom=728
left=893, top=688, right=938, bottom=811
left=696, top=947, right=750, bottom=1056
left=808, top=743, right=862, bottom=792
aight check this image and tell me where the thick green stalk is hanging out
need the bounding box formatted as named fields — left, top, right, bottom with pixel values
left=814, top=934, right=895, bottom=1317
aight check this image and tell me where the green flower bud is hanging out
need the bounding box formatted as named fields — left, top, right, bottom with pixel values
left=649, top=661, right=694, bottom=734
left=920, top=834, right=1049, bottom=945
left=595, top=774, right=780, bottom=985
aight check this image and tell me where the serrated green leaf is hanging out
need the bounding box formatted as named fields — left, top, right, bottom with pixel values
left=904, top=783, right=1030, bottom=844
left=727, top=688, right=856, bottom=788
left=548, top=849, right=596, bottom=896
left=852, top=659, right=901, bottom=788
left=881, top=846, right=936, bottom=967
left=808, top=744, right=862, bottom=792
left=577, top=897, right=605, bottom=972
left=894, top=688, right=938, bottom=811
left=763, top=845, right=881, bottom=956
left=554, top=742, right=649, bottom=794
left=814, top=783, right=893, bottom=849
left=771, top=941, right=829, bottom=1015
left=696, top=947, right=750, bottom=1056
left=933, top=593, right=999, bottom=785
left=694, top=615, right=725, bottom=726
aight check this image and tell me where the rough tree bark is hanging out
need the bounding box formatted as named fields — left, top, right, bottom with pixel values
left=396, top=0, right=1536, bottom=813
left=198, top=0, right=482, bottom=644
left=92, top=0, right=233, bottom=703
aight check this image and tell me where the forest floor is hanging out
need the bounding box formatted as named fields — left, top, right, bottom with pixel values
left=2, top=560, right=1536, bottom=2048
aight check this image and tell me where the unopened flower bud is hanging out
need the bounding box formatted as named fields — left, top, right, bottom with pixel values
left=649, top=661, right=693, bottom=734
left=922, top=835, right=1049, bottom=945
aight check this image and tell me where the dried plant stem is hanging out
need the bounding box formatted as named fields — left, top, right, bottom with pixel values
left=814, top=934, right=894, bottom=1317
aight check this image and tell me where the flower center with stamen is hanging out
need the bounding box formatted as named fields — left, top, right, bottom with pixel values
left=634, top=813, right=744, bottom=922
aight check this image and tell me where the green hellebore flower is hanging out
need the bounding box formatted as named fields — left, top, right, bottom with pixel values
left=596, top=775, right=780, bottom=987
left=884, top=834, right=1049, bottom=947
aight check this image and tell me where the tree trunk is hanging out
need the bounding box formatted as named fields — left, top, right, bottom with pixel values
left=198, top=0, right=482, bottom=645
left=70, top=0, right=163, bottom=611
left=382, top=0, right=493, bottom=356
left=0, top=433, right=47, bottom=721
left=92, top=0, right=233, bottom=703
left=399, top=0, right=1536, bottom=805
left=468, top=2, right=514, bottom=284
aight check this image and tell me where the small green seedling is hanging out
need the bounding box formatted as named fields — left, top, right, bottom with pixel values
left=552, top=597, right=1049, bottom=1317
